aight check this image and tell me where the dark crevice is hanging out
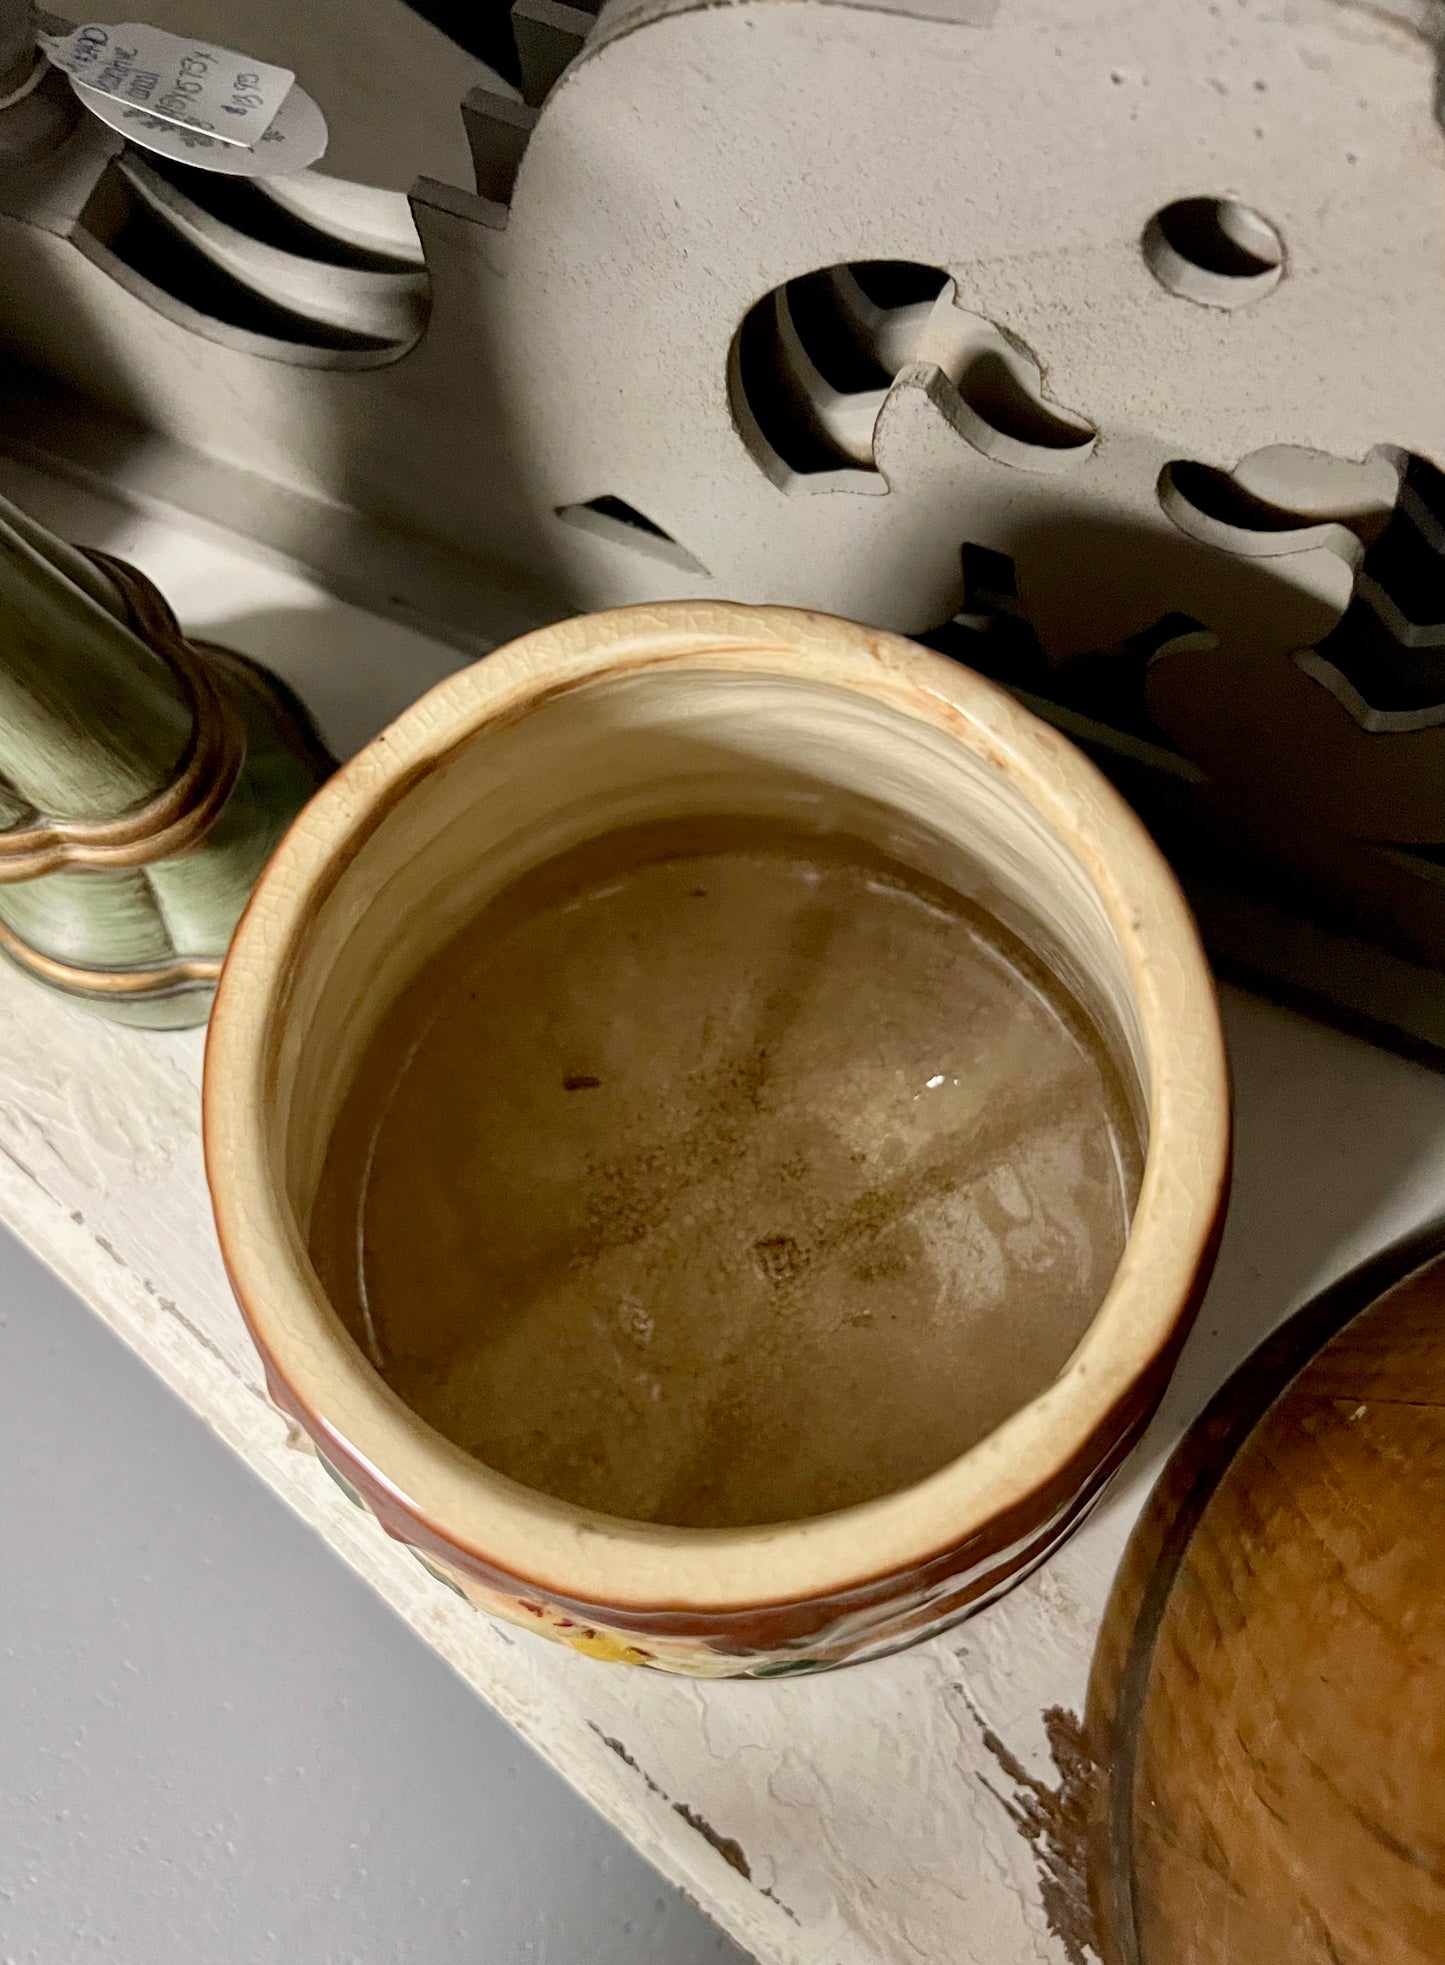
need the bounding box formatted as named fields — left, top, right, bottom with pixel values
left=957, top=347, right=1092, bottom=451
left=1318, top=455, right=1445, bottom=711
left=1152, top=196, right=1282, bottom=280
left=959, top=542, right=1019, bottom=611
left=575, top=495, right=670, bottom=541
left=734, top=259, right=945, bottom=477
left=402, top=0, right=522, bottom=86
left=77, top=160, right=421, bottom=360
left=784, top=270, right=892, bottom=392
left=554, top=496, right=709, bottom=573
left=1166, top=459, right=1323, bottom=534
left=734, top=259, right=1091, bottom=480
left=136, top=154, right=418, bottom=273
left=850, top=259, right=949, bottom=309
left=86, top=175, right=387, bottom=352
left=735, top=293, right=866, bottom=475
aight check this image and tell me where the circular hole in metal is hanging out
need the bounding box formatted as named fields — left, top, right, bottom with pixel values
left=1142, top=197, right=1284, bottom=309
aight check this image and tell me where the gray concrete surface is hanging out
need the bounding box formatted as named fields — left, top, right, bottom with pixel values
left=0, top=1226, right=752, bottom=1965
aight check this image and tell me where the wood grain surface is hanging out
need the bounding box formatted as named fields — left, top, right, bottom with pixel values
left=1091, top=1231, right=1445, bottom=1965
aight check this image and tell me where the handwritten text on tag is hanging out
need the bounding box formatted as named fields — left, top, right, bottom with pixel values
left=40, top=22, right=294, bottom=147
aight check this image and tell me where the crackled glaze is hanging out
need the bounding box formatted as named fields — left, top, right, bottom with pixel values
left=204, top=602, right=1230, bottom=1673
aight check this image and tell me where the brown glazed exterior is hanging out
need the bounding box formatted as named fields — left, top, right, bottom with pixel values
left=203, top=604, right=1231, bottom=1674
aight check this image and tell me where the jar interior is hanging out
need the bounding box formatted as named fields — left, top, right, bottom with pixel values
left=272, top=666, right=1151, bottom=1528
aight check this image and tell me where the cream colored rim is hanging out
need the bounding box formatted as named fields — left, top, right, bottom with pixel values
left=204, top=603, right=1229, bottom=1613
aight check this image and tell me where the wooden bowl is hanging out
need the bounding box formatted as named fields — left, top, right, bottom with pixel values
left=1088, top=1228, right=1445, bottom=1964
left=203, top=604, right=1229, bottom=1675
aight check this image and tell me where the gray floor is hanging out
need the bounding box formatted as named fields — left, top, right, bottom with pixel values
left=0, top=1227, right=751, bottom=1965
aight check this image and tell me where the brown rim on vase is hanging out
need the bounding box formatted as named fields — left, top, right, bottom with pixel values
left=203, top=603, right=1230, bottom=1623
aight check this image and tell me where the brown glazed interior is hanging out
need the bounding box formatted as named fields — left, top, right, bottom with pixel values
left=307, top=810, right=1145, bottom=1530
left=204, top=605, right=1229, bottom=1616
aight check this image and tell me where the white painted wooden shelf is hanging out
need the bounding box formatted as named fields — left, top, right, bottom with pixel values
left=5, top=453, right=1445, bottom=1965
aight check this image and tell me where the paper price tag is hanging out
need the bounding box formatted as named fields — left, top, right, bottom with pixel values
left=40, top=22, right=293, bottom=147
left=71, top=73, right=327, bottom=176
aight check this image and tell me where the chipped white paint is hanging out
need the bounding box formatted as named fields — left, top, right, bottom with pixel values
left=3, top=485, right=1445, bottom=1964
